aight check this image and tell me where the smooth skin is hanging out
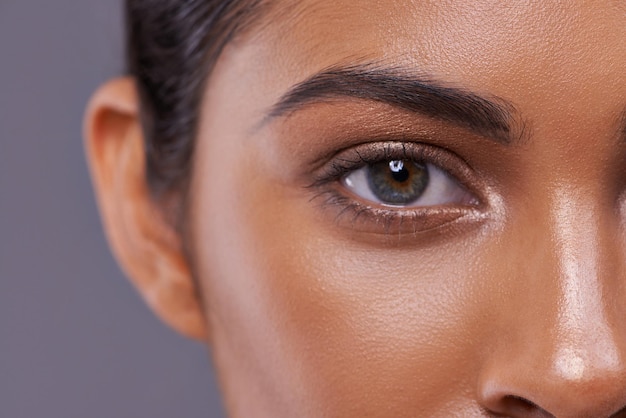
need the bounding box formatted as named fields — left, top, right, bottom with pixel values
left=85, top=1, right=626, bottom=417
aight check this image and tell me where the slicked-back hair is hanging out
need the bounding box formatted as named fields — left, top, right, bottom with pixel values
left=126, top=0, right=264, bottom=196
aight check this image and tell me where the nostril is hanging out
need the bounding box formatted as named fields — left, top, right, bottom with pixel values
left=611, top=408, right=626, bottom=418
left=496, top=395, right=554, bottom=418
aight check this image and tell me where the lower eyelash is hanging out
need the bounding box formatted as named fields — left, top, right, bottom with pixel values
left=309, top=189, right=394, bottom=233
left=309, top=188, right=471, bottom=235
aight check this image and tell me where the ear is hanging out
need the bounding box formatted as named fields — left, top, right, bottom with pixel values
left=84, top=77, right=208, bottom=341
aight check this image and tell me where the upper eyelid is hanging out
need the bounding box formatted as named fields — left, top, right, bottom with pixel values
left=309, top=140, right=473, bottom=185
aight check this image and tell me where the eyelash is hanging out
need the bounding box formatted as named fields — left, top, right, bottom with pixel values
left=307, top=141, right=482, bottom=234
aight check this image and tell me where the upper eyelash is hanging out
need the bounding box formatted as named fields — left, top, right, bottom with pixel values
left=308, top=141, right=457, bottom=189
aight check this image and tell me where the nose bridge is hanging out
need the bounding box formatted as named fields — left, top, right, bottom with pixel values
left=549, top=188, right=622, bottom=382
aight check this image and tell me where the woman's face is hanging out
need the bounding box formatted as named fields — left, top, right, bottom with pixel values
left=88, top=0, right=626, bottom=416
left=191, top=1, right=626, bottom=416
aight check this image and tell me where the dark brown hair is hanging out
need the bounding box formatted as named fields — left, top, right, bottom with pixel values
left=126, top=0, right=264, bottom=196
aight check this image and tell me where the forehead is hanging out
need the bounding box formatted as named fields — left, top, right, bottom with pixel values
left=220, top=0, right=626, bottom=137
left=264, top=1, right=626, bottom=62
left=248, top=2, right=623, bottom=84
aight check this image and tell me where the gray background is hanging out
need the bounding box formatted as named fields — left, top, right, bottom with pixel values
left=1, top=1, right=225, bottom=417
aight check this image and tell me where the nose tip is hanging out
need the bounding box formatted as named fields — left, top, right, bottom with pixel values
left=478, top=349, right=626, bottom=417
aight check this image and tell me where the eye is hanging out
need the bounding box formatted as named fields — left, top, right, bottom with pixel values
left=342, top=159, right=475, bottom=208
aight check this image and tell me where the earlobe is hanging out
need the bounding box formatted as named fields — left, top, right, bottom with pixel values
left=83, top=77, right=208, bottom=341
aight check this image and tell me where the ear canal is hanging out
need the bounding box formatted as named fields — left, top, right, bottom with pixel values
left=84, top=77, right=208, bottom=341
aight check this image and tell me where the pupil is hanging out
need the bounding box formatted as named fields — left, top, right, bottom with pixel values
left=389, top=160, right=409, bottom=183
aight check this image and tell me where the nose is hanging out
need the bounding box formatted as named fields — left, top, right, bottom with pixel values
left=478, top=193, right=626, bottom=418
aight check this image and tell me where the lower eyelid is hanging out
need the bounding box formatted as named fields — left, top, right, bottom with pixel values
left=309, top=187, right=483, bottom=237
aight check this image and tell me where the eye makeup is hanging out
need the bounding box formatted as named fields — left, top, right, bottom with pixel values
left=257, top=100, right=505, bottom=239
left=307, top=141, right=486, bottom=236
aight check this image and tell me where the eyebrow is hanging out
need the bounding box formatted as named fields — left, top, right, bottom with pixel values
left=264, top=65, right=523, bottom=145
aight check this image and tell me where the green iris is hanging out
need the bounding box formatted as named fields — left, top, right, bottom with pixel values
left=366, top=160, right=429, bottom=205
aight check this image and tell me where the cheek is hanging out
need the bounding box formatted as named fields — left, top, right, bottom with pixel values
left=190, top=139, right=506, bottom=416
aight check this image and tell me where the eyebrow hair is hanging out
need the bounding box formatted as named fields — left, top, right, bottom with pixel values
left=264, top=65, right=523, bottom=144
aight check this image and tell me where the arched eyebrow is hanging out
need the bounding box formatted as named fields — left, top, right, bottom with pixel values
left=262, top=64, right=525, bottom=145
